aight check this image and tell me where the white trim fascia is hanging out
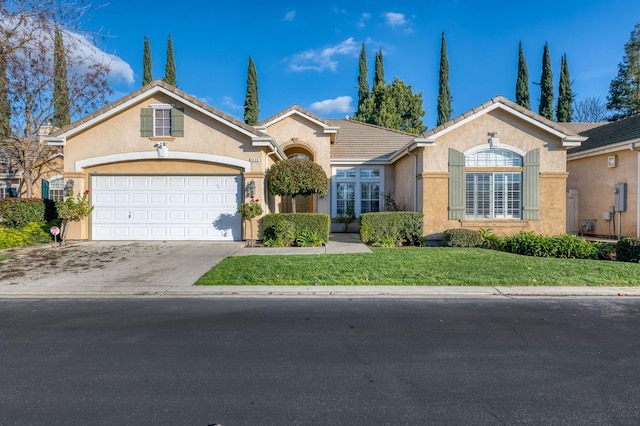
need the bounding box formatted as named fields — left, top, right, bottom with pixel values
left=251, top=136, right=285, bottom=160
left=567, top=138, right=640, bottom=161
left=258, top=109, right=338, bottom=134
left=562, top=136, right=587, bottom=147
left=59, top=86, right=260, bottom=140
left=42, top=136, right=66, bottom=146
left=75, top=151, right=251, bottom=173
left=388, top=139, right=435, bottom=163
left=433, top=102, right=571, bottom=141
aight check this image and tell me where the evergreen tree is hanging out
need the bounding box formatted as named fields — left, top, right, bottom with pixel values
left=374, top=48, right=384, bottom=89
left=607, top=23, right=640, bottom=121
left=243, top=56, right=259, bottom=126
left=356, top=42, right=369, bottom=115
left=0, top=52, right=9, bottom=138
left=538, top=42, right=554, bottom=119
left=142, top=36, right=152, bottom=86
left=436, top=32, right=451, bottom=126
left=353, top=77, right=426, bottom=135
left=53, top=27, right=70, bottom=128
left=515, top=41, right=530, bottom=109
left=556, top=53, right=573, bottom=122
left=163, top=34, right=176, bottom=86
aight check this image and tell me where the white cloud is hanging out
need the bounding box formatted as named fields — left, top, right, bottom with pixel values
left=65, top=31, right=134, bottom=84
left=284, top=10, right=296, bottom=21
left=358, top=12, right=371, bottom=28
left=309, top=96, right=353, bottom=115
left=288, top=38, right=359, bottom=72
left=384, top=12, right=407, bottom=27
left=221, top=96, right=242, bottom=111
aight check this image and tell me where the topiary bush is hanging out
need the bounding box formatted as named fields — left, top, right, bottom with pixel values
left=616, top=237, right=640, bottom=262
left=0, top=198, right=47, bottom=228
left=262, top=213, right=330, bottom=247
left=360, top=212, right=424, bottom=247
left=442, top=229, right=482, bottom=247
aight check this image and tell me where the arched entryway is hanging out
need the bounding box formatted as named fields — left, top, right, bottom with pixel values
left=283, top=145, right=315, bottom=213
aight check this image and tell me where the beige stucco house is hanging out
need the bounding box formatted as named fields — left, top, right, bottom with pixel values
left=567, top=115, right=640, bottom=239
left=45, top=80, right=585, bottom=242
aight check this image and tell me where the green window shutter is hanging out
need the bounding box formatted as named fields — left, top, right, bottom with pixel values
left=522, top=148, right=540, bottom=220
left=41, top=179, right=49, bottom=199
left=448, top=148, right=465, bottom=220
left=171, top=107, right=184, bottom=137
left=140, top=108, right=153, bottom=137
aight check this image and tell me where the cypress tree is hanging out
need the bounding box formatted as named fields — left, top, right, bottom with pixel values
left=556, top=53, right=573, bottom=122
left=436, top=32, right=452, bottom=126
left=53, top=27, right=70, bottom=128
left=515, top=41, right=530, bottom=109
left=0, top=52, right=9, bottom=138
left=163, top=34, right=176, bottom=86
left=142, top=36, right=152, bottom=86
left=607, top=23, right=640, bottom=120
left=538, top=42, right=554, bottom=120
left=374, top=48, right=384, bottom=89
left=243, top=56, right=259, bottom=126
left=356, top=42, right=369, bottom=114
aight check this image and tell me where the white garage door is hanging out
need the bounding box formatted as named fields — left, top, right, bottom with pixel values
left=91, top=175, right=241, bottom=241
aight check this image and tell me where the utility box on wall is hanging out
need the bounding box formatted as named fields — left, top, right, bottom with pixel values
left=614, top=183, right=627, bottom=212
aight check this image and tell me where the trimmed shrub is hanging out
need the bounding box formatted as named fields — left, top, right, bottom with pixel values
left=22, top=222, right=52, bottom=244
left=262, top=213, right=330, bottom=247
left=0, top=198, right=47, bottom=228
left=360, top=212, right=424, bottom=247
left=616, top=237, right=640, bottom=262
left=0, top=227, right=28, bottom=250
left=442, top=229, right=483, bottom=247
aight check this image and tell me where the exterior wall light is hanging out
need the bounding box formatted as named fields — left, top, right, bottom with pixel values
left=488, top=131, right=500, bottom=149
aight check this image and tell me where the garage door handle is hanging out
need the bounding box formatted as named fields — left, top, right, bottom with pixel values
left=128, top=212, right=132, bottom=219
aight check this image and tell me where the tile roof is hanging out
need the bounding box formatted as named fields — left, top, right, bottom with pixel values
left=423, top=95, right=582, bottom=138
left=568, top=114, right=640, bottom=153
left=53, top=80, right=262, bottom=137
left=328, top=119, right=417, bottom=161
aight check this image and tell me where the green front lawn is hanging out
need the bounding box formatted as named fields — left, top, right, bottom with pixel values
left=196, top=247, right=640, bottom=286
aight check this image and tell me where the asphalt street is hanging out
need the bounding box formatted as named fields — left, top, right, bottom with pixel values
left=1, top=297, right=640, bottom=425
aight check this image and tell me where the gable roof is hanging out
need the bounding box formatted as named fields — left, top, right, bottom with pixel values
left=420, top=96, right=585, bottom=145
left=329, top=119, right=420, bottom=162
left=52, top=80, right=266, bottom=140
left=568, top=114, right=640, bottom=154
left=256, top=105, right=339, bottom=136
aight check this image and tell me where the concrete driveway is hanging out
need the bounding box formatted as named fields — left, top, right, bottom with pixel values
left=0, top=241, right=244, bottom=296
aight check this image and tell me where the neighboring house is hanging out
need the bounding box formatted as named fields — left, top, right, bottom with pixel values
left=567, top=115, right=640, bottom=239
left=45, top=80, right=584, bottom=242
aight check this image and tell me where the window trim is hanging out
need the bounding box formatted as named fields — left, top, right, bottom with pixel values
left=332, top=166, right=384, bottom=217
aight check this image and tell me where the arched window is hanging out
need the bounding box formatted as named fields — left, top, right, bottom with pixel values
left=465, top=149, right=522, bottom=219
left=288, top=153, right=309, bottom=161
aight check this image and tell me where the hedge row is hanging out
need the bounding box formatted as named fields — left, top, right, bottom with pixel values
left=442, top=228, right=630, bottom=261
left=0, top=198, right=57, bottom=228
left=359, top=212, right=423, bottom=247
left=262, top=213, right=330, bottom=247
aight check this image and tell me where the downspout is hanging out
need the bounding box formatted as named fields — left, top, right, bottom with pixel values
left=406, top=148, right=418, bottom=211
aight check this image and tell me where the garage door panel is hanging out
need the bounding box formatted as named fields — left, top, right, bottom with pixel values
left=91, top=175, right=241, bottom=241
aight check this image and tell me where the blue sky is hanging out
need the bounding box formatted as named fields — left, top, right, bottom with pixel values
left=85, top=0, right=640, bottom=129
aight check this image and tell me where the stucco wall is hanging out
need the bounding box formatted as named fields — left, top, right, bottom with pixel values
left=567, top=150, right=639, bottom=238
left=419, top=109, right=569, bottom=240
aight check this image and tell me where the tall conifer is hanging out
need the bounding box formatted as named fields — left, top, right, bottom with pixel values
left=607, top=23, right=640, bottom=120
left=538, top=42, right=554, bottom=119
left=356, top=43, right=369, bottom=114
left=374, top=48, right=384, bottom=89
left=556, top=53, right=573, bottom=122
left=436, top=32, right=451, bottom=126
left=244, top=56, right=259, bottom=125
left=163, top=34, right=176, bottom=86
left=53, top=27, right=70, bottom=127
left=142, top=36, right=152, bottom=86
left=515, top=41, right=530, bottom=109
